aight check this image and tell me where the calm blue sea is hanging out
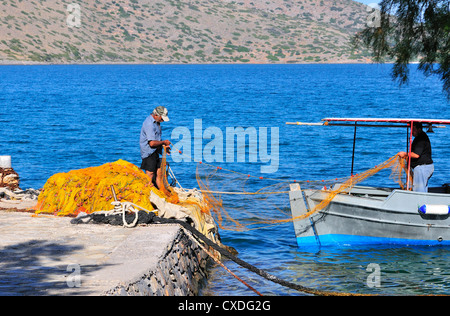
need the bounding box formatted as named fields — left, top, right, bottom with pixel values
left=1, top=64, right=450, bottom=295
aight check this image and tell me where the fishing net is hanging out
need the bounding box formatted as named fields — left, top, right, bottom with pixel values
left=34, top=147, right=408, bottom=236
left=34, top=159, right=166, bottom=216
left=34, top=151, right=211, bottom=221
left=196, top=154, right=409, bottom=231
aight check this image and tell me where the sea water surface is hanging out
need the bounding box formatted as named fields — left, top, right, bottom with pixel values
left=1, top=64, right=450, bottom=295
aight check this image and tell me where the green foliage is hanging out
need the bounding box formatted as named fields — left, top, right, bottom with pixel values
left=354, top=0, right=450, bottom=99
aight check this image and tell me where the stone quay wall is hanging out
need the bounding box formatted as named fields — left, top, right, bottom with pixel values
left=105, top=226, right=211, bottom=296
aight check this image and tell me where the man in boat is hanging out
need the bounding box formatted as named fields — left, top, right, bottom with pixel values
left=140, top=106, right=171, bottom=189
left=397, top=122, right=434, bottom=192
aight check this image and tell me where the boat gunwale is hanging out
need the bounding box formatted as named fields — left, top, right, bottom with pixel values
left=303, top=187, right=450, bottom=218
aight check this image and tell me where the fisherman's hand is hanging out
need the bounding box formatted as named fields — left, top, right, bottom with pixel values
left=163, top=140, right=171, bottom=155
left=163, top=140, right=171, bottom=146
left=397, top=151, right=407, bottom=159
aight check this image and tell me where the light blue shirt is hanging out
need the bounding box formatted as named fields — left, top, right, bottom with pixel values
left=140, top=115, right=162, bottom=159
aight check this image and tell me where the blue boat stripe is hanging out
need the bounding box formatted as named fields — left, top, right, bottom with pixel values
left=296, top=234, right=450, bottom=247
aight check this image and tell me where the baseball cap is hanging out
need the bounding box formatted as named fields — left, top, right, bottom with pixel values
left=154, top=106, right=170, bottom=122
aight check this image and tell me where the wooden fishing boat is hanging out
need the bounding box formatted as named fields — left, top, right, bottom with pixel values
left=288, top=118, right=450, bottom=247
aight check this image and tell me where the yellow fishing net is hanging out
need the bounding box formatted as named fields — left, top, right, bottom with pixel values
left=196, top=155, right=409, bottom=231
left=34, top=159, right=164, bottom=216
left=33, top=148, right=220, bottom=241
left=33, top=149, right=212, bottom=218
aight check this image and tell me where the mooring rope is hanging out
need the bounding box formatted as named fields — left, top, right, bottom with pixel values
left=73, top=206, right=371, bottom=296
left=186, top=228, right=264, bottom=296
left=153, top=216, right=373, bottom=296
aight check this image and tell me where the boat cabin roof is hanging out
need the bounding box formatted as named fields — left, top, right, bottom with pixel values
left=322, top=118, right=450, bottom=126
left=286, top=118, right=450, bottom=187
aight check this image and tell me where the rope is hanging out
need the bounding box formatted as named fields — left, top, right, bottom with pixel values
left=184, top=227, right=263, bottom=296
left=119, top=202, right=139, bottom=228
left=72, top=201, right=371, bottom=296
left=153, top=216, right=373, bottom=296
left=72, top=200, right=157, bottom=228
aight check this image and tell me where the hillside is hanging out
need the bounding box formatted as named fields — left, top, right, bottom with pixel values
left=0, top=0, right=373, bottom=64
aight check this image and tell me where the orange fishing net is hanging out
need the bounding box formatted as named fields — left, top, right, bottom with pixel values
left=34, top=149, right=408, bottom=235
left=34, top=159, right=164, bottom=216
left=33, top=149, right=207, bottom=217
left=287, top=154, right=409, bottom=224
left=196, top=155, right=409, bottom=231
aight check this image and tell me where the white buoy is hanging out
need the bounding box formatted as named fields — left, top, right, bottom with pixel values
left=0, top=156, right=12, bottom=169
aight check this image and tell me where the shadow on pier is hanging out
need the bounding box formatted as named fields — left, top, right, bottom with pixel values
left=0, top=240, right=105, bottom=295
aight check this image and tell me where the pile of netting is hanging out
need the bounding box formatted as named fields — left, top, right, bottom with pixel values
left=35, top=159, right=165, bottom=216
left=33, top=152, right=218, bottom=239
left=196, top=154, right=409, bottom=231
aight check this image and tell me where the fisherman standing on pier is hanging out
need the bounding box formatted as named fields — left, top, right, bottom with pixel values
left=140, top=106, right=171, bottom=189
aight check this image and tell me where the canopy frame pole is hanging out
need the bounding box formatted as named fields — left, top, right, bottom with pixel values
left=406, top=125, right=409, bottom=153
left=351, top=122, right=357, bottom=176
left=406, top=121, right=413, bottom=191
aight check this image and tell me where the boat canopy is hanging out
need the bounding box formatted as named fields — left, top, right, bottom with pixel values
left=286, top=117, right=450, bottom=190
left=323, top=118, right=450, bottom=126
left=287, top=118, right=450, bottom=127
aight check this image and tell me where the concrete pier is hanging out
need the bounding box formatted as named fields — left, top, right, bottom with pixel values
left=0, top=210, right=210, bottom=296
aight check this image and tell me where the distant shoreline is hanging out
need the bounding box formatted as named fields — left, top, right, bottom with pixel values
left=0, top=60, right=380, bottom=66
